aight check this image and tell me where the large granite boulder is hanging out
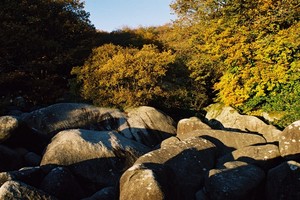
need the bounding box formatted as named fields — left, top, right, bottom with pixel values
left=216, top=144, right=282, bottom=170
left=41, top=129, right=150, bottom=193
left=266, top=160, right=300, bottom=200
left=123, top=106, right=177, bottom=147
left=40, top=166, right=84, bottom=200
left=205, top=103, right=282, bottom=142
left=120, top=137, right=217, bottom=199
left=0, top=180, right=57, bottom=200
left=177, top=129, right=266, bottom=157
left=177, top=117, right=211, bottom=136
left=0, top=145, right=23, bottom=172
left=279, top=120, right=300, bottom=160
left=205, top=161, right=265, bottom=200
left=21, top=103, right=125, bottom=137
left=0, top=116, right=19, bottom=143
left=120, top=163, right=176, bottom=200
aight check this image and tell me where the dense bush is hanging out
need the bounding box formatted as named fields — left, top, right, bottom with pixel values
left=71, top=44, right=175, bottom=109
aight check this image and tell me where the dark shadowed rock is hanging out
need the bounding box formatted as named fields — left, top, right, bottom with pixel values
left=205, top=161, right=265, bottom=200
left=40, top=166, right=84, bottom=200
left=279, top=120, right=300, bottom=160
left=82, top=186, right=117, bottom=200
left=119, top=163, right=176, bottom=200
left=205, top=103, right=282, bottom=142
left=0, top=180, right=57, bottom=200
left=0, top=166, right=46, bottom=188
left=40, top=129, right=150, bottom=193
left=266, top=160, right=300, bottom=200
left=0, top=116, right=19, bottom=143
left=122, top=137, right=216, bottom=199
left=21, top=103, right=125, bottom=137
left=217, top=144, right=282, bottom=170
left=0, top=145, right=23, bottom=172
left=177, top=117, right=211, bottom=136
left=123, top=106, right=177, bottom=147
left=24, top=152, right=42, bottom=166
left=178, top=129, right=266, bottom=157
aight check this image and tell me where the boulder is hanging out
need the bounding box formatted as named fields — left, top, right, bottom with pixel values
left=82, top=186, right=117, bottom=200
left=40, top=129, right=150, bottom=193
left=21, top=103, right=125, bottom=137
left=0, top=180, right=57, bottom=200
left=266, top=160, right=300, bottom=200
left=0, top=166, right=46, bottom=188
left=0, top=145, right=23, bottom=172
left=40, top=167, right=84, bottom=200
left=205, top=161, right=265, bottom=200
left=0, top=116, right=19, bottom=143
left=205, top=103, right=282, bottom=142
left=279, top=120, right=300, bottom=160
left=119, top=163, right=176, bottom=200
left=177, top=117, right=211, bottom=136
left=122, top=137, right=217, bottom=199
left=123, top=106, right=177, bottom=147
left=177, top=129, right=266, bottom=157
left=216, top=144, right=282, bottom=170
left=24, top=152, right=42, bottom=166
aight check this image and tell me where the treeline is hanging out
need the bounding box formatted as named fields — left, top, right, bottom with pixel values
left=1, top=0, right=299, bottom=128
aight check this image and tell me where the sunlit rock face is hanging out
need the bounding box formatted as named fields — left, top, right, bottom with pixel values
left=0, top=103, right=300, bottom=199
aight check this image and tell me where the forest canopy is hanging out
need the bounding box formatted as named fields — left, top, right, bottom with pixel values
left=1, top=0, right=299, bottom=127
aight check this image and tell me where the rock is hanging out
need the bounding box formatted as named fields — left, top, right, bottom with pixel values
left=0, top=166, right=45, bottom=188
left=122, top=137, right=216, bottom=199
left=21, top=103, right=125, bottom=137
left=195, top=189, right=210, bottom=200
left=119, top=163, right=176, bottom=200
left=217, top=144, right=282, bottom=170
left=40, top=129, right=150, bottom=193
left=0, top=180, right=57, bottom=200
left=24, top=152, right=42, bottom=166
left=205, top=161, right=265, bottom=200
left=0, top=145, right=23, bottom=172
left=0, top=116, right=19, bottom=142
left=160, top=136, right=180, bottom=148
left=205, top=103, right=282, bottom=142
left=266, top=160, right=300, bottom=200
left=82, top=186, right=117, bottom=200
left=123, top=106, right=176, bottom=147
left=177, top=117, right=211, bottom=136
left=178, top=129, right=266, bottom=157
left=40, top=167, right=84, bottom=200
left=279, top=120, right=300, bottom=160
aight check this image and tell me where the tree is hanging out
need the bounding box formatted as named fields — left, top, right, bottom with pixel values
left=170, top=0, right=300, bottom=126
left=72, top=44, right=175, bottom=109
left=0, top=0, right=96, bottom=108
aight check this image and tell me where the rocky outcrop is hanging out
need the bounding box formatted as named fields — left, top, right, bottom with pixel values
left=21, top=103, right=125, bottom=137
left=216, top=144, right=282, bottom=170
left=120, top=137, right=216, bottom=199
left=123, top=106, right=177, bottom=147
left=266, top=160, right=300, bottom=200
left=279, top=120, right=300, bottom=160
left=178, top=129, right=266, bottom=156
left=41, top=129, right=150, bottom=193
left=177, top=117, right=211, bottom=136
left=0, top=116, right=19, bottom=142
left=205, top=103, right=282, bottom=142
left=0, top=180, right=57, bottom=200
left=205, top=161, right=265, bottom=200
left=0, top=103, right=300, bottom=199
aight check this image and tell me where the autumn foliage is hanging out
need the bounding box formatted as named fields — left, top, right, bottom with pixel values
left=72, top=44, right=175, bottom=108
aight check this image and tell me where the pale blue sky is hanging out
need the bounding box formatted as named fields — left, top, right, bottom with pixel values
left=84, top=0, right=176, bottom=32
